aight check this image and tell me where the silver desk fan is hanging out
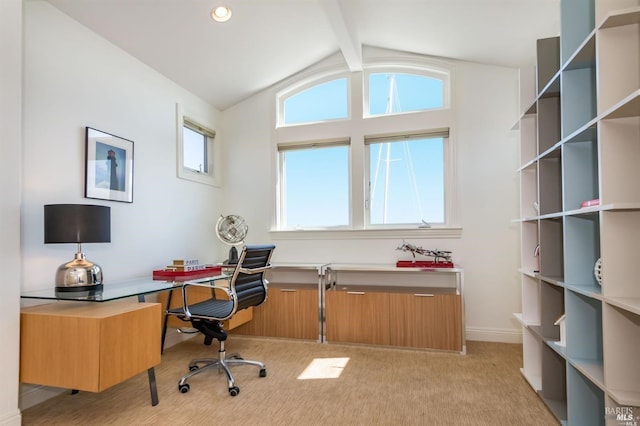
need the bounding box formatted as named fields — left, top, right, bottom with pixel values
left=216, top=214, right=248, bottom=264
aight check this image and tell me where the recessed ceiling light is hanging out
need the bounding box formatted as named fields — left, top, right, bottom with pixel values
left=211, top=6, right=232, bottom=22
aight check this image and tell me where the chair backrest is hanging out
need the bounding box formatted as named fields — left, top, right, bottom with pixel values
left=228, top=244, right=275, bottom=312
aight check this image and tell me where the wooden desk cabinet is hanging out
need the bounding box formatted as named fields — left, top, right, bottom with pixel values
left=325, top=286, right=463, bottom=352
left=389, top=292, right=462, bottom=351
left=20, top=302, right=161, bottom=392
left=325, top=290, right=390, bottom=345
left=231, top=283, right=319, bottom=340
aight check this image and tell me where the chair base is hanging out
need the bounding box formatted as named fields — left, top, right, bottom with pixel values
left=177, top=340, right=266, bottom=397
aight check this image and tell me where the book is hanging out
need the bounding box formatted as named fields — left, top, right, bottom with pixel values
left=172, top=258, right=199, bottom=266
left=580, top=198, right=600, bottom=208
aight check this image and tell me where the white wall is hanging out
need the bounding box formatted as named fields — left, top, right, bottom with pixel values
left=0, top=0, right=24, bottom=423
left=18, top=0, right=225, bottom=409
left=21, top=1, right=225, bottom=293
left=222, top=57, right=522, bottom=343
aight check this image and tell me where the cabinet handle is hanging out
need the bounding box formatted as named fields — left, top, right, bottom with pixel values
left=279, top=289, right=297, bottom=292
left=347, top=291, right=365, bottom=295
left=414, top=293, right=435, bottom=297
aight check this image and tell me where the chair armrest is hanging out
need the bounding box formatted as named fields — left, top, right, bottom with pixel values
left=237, top=265, right=273, bottom=275
left=179, top=278, right=231, bottom=319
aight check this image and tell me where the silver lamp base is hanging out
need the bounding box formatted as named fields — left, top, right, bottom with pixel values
left=55, top=252, right=104, bottom=292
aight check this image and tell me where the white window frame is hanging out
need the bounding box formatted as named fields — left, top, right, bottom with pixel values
left=176, top=103, right=222, bottom=187
left=277, top=71, right=351, bottom=128
left=271, top=54, right=460, bottom=239
left=364, top=66, right=451, bottom=118
left=364, top=129, right=452, bottom=229
left=276, top=139, right=351, bottom=230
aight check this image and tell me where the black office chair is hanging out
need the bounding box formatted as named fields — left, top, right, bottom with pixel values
left=167, top=244, right=275, bottom=396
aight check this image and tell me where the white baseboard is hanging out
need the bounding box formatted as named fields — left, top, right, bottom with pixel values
left=465, top=327, right=522, bottom=344
left=0, top=408, right=22, bottom=426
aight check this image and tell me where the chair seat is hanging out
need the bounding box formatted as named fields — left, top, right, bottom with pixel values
left=168, top=298, right=234, bottom=320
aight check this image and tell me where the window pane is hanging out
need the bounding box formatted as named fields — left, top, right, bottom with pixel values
left=283, top=78, right=348, bottom=125
left=369, top=73, right=444, bottom=116
left=369, top=137, right=444, bottom=224
left=183, top=126, right=208, bottom=173
left=281, top=145, right=349, bottom=228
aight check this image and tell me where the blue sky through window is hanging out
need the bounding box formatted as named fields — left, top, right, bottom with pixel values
left=280, top=72, right=446, bottom=228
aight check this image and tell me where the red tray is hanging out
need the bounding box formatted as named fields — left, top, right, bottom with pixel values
left=396, top=260, right=454, bottom=268
left=153, top=266, right=222, bottom=280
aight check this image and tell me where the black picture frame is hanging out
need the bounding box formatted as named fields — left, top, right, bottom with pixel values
left=85, top=127, right=134, bottom=203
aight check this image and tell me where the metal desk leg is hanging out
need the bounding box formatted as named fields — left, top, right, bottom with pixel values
left=147, top=367, right=159, bottom=406
left=160, top=289, right=173, bottom=353
left=138, top=294, right=160, bottom=406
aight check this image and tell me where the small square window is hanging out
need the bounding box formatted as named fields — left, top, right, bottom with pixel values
left=176, top=105, right=221, bottom=187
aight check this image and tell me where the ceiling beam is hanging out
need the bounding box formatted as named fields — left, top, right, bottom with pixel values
left=319, top=0, right=362, bottom=71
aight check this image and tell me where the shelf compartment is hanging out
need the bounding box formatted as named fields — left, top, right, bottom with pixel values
left=596, top=2, right=640, bottom=27
left=600, top=210, right=640, bottom=300
left=538, top=96, right=562, bottom=153
left=561, top=66, right=597, bottom=138
left=540, top=344, right=568, bottom=423
left=539, top=154, right=563, bottom=215
left=562, top=137, right=599, bottom=212
left=597, top=14, right=640, bottom=115
left=560, top=0, right=595, bottom=65
left=522, top=274, right=541, bottom=325
left=599, top=117, right=640, bottom=205
left=537, top=36, right=561, bottom=95
left=541, top=281, right=565, bottom=340
left=521, top=326, right=543, bottom=392
left=566, top=290, right=603, bottom=364
left=567, top=364, right=605, bottom=426
left=603, top=303, right=640, bottom=406
left=563, top=214, right=600, bottom=286
left=520, top=113, right=538, bottom=166
left=520, top=166, right=538, bottom=219
left=539, top=218, right=564, bottom=280
left=521, top=220, right=540, bottom=273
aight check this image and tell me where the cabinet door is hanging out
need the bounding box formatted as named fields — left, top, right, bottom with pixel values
left=389, top=293, right=462, bottom=351
left=232, top=285, right=319, bottom=340
left=325, top=290, right=390, bottom=345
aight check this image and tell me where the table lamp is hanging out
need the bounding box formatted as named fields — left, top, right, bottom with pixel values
left=44, top=204, right=111, bottom=291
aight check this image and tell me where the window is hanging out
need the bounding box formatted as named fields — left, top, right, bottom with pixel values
left=183, top=124, right=209, bottom=173
left=278, top=141, right=350, bottom=229
left=281, top=77, right=348, bottom=126
left=176, top=105, right=221, bottom=187
left=366, top=132, right=448, bottom=226
left=274, top=57, right=456, bottom=234
left=368, top=73, right=444, bottom=116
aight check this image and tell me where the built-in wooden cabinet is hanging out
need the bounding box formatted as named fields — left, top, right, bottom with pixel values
left=231, top=283, right=319, bottom=341
left=325, top=285, right=462, bottom=352
left=389, top=292, right=462, bottom=351
left=325, top=289, right=390, bottom=345
left=515, top=1, right=640, bottom=424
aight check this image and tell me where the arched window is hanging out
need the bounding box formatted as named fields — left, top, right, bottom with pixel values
left=367, top=72, right=445, bottom=116
left=274, top=56, right=456, bottom=234
left=281, top=77, right=348, bottom=126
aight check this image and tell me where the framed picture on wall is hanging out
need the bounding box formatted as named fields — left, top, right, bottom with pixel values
left=85, top=127, right=134, bottom=203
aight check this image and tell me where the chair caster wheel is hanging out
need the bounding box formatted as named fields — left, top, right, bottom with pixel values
left=178, top=384, right=190, bottom=393
left=259, top=369, right=267, bottom=378
left=229, top=386, right=240, bottom=396
left=188, top=365, right=199, bottom=372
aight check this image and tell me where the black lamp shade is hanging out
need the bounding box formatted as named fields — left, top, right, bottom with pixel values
left=44, top=204, right=111, bottom=244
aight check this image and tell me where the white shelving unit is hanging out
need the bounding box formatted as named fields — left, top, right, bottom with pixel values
left=514, top=1, right=640, bottom=424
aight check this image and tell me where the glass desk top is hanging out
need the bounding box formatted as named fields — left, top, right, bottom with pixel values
left=20, top=278, right=180, bottom=302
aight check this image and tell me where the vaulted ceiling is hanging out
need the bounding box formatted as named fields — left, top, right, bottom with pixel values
left=46, top=0, right=560, bottom=110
